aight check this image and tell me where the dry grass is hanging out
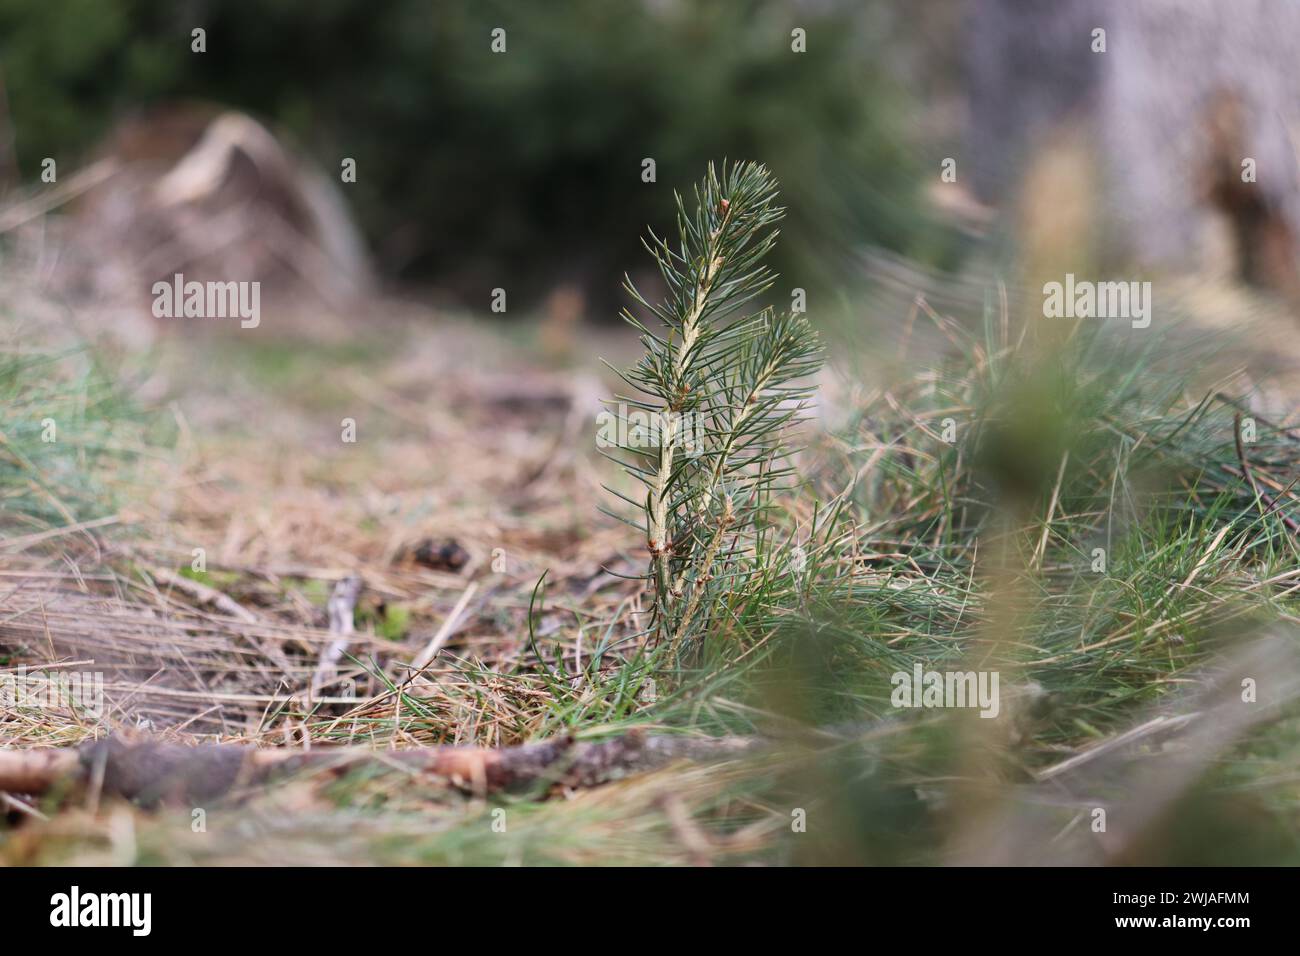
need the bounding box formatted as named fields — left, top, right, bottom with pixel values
left=4, top=263, right=1300, bottom=865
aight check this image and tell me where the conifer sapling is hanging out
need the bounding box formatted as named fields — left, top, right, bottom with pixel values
left=602, top=161, right=822, bottom=661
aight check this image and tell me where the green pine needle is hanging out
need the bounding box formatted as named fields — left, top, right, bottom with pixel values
left=604, top=161, right=823, bottom=659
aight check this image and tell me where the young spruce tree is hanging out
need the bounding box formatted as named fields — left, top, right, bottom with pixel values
left=604, top=161, right=822, bottom=662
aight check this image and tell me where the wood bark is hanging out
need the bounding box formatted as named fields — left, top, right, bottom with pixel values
left=0, top=732, right=763, bottom=806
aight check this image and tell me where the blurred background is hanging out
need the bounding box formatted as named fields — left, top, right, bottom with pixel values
left=0, top=0, right=961, bottom=319
left=3, top=0, right=1298, bottom=348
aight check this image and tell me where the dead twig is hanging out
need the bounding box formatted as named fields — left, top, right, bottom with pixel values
left=406, top=580, right=478, bottom=675
left=310, top=575, right=362, bottom=698
left=0, top=731, right=765, bottom=804
left=150, top=567, right=258, bottom=624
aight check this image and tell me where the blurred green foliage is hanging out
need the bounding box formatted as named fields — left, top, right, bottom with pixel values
left=0, top=0, right=937, bottom=310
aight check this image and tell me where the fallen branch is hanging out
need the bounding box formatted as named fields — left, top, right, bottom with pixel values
left=0, top=732, right=763, bottom=806
left=151, top=567, right=259, bottom=624
left=310, top=574, right=362, bottom=697
left=406, top=580, right=478, bottom=675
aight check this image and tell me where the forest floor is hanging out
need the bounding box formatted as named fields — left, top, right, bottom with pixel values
left=3, top=279, right=1300, bottom=865
left=6, top=295, right=834, bottom=864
